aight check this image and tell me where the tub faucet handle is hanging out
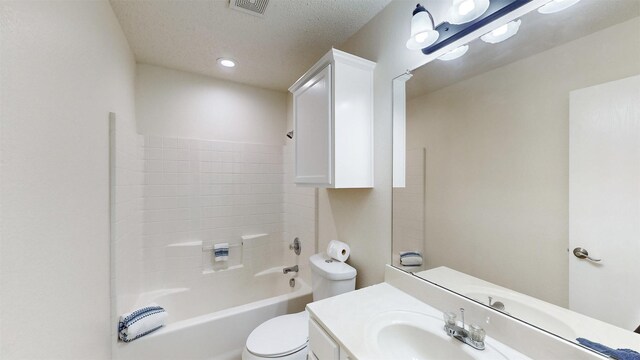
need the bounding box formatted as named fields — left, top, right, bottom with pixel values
left=289, top=237, right=301, bottom=255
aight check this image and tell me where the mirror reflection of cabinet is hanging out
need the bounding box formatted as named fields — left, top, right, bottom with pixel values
left=289, top=49, right=375, bottom=188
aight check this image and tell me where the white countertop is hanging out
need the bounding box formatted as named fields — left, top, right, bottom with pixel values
left=417, top=266, right=640, bottom=351
left=306, top=282, right=532, bottom=359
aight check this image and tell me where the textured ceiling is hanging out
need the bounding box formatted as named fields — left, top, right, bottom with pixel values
left=407, top=0, right=640, bottom=98
left=109, top=0, right=392, bottom=91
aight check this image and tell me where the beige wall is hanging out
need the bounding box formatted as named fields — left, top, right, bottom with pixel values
left=136, top=63, right=287, bottom=145
left=406, top=17, right=640, bottom=306
left=0, top=1, right=136, bottom=358
left=311, top=0, right=430, bottom=287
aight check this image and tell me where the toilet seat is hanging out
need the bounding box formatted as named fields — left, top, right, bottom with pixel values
left=246, top=311, right=309, bottom=358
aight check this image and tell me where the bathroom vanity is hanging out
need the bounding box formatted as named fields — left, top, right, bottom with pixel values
left=306, top=266, right=605, bottom=360
left=416, top=266, right=640, bottom=350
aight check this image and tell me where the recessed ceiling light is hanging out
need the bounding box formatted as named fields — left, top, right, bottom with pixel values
left=217, top=58, right=236, bottom=68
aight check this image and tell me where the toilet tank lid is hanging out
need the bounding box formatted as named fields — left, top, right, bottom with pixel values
left=310, top=253, right=357, bottom=280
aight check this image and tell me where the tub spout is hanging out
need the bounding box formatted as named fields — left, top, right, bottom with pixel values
left=283, top=265, right=299, bottom=274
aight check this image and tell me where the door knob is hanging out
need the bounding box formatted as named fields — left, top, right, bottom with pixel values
left=573, top=247, right=601, bottom=262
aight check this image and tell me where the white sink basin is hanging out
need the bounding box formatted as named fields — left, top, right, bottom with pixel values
left=366, top=311, right=526, bottom=360
left=376, top=323, right=478, bottom=359
left=465, top=291, right=577, bottom=341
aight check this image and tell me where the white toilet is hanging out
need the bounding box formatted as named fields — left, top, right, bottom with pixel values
left=242, top=253, right=357, bottom=360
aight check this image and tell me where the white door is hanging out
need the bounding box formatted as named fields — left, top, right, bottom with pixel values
left=569, top=75, right=640, bottom=331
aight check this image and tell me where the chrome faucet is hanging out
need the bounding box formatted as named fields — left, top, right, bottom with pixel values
left=283, top=265, right=299, bottom=274
left=489, top=296, right=508, bottom=314
left=443, top=308, right=486, bottom=350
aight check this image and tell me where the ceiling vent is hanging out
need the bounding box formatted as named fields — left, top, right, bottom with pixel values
left=229, top=0, right=269, bottom=17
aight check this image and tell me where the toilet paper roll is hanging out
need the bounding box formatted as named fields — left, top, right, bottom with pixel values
left=326, top=240, right=350, bottom=262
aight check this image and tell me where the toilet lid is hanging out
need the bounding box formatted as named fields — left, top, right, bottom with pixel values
left=246, top=311, right=309, bottom=357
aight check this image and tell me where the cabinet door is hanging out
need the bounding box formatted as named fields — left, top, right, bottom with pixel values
left=294, top=64, right=332, bottom=185
left=309, top=318, right=339, bottom=360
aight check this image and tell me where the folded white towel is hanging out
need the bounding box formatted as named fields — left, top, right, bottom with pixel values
left=214, top=242, right=229, bottom=262
left=400, top=251, right=423, bottom=266
left=118, top=303, right=167, bottom=342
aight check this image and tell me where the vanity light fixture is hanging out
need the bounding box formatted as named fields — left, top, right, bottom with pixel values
left=411, top=0, right=534, bottom=55
left=217, top=57, right=236, bottom=68
left=438, top=45, right=470, bottom=61
left=537, top=0, right=581, bottom=14
left=448, top=0, right=490, bottom=25
left=480, top=19, right=522, bottom=44
left=406, top=3, right=439, bottom=50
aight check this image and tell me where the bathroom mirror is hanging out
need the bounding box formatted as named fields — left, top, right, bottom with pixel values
left=392, top=0, right=640, bottom=351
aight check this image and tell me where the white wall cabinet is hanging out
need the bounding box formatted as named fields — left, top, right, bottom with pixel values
left=289, top=49, right=376, bottom=188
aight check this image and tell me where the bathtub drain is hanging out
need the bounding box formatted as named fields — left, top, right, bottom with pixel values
left=289, top=278, right=295, bottom=288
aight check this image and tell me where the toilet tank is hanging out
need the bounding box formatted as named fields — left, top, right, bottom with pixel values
left=309, top=253, right=357, bottom=301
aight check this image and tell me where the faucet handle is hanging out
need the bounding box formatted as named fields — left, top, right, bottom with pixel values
left=289, top=237, right=301, bottom=255
left=469, top=324, right=486, bottom=343
left=443, top=312, right=457, bottom=327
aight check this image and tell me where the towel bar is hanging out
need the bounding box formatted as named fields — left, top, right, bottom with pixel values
left=202, top=242, right=243, bottom=252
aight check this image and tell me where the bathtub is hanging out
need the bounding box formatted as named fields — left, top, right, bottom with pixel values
left=115, top=269, right=312, bottom=360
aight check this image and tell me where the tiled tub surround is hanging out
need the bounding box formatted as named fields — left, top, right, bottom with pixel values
left=139, top=134, right=317, bottom=293
left=112, top=134, right=316, bottom=358
left=141, top=136, right=289, bottom=290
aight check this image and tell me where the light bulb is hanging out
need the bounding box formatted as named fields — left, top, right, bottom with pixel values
left=491, top=24, right=508, bottom=37
left=448, top=0, right=489, bottom=25
left=480, top=19, right=522, bottom=44
left=415, top=32, right=429, bottom=43
left=458, top=0, right=476, bottom=16
left=438, top=45, right=469, bottom=61
left=406, top=5, right=439, bottom=50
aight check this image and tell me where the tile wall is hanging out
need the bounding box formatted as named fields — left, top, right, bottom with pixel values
left=112, top=130, right=316, bottom=314
left=139, top=136, right=315, bottom=291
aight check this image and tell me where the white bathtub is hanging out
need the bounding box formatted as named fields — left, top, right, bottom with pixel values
left=115, top=270, right=312, bottom=360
